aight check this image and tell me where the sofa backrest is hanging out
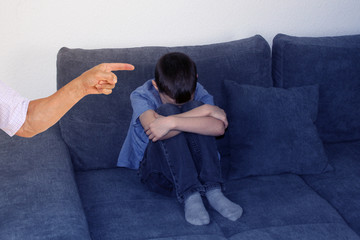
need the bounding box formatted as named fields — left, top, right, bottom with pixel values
left=272, top=34, right=360, bottom=143
left=57, top=35, right=272, bottom=171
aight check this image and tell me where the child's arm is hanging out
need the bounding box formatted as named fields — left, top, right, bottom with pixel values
left=175, top=104, right=228, bottom=128
left=147, top=115, right=225, bottom=142
left=141, top=104, right=227, bottom=142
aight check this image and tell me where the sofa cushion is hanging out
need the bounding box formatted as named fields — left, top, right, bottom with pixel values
left=272, top=34, right=360, bottom=143
left=75, top=168, right=226, bottom=240
left=75, top=169, right=359, bottom=239
left=0, top=125, right=91, bottom=240
left=302, top=140, right=360, bottom=236
left=227, top=224, right=359, bottom=240
left=225, top=81, right=330, bottom=179
left=57, top=35, right=272, bottom=171
left=222, top=174, right=359, bottom=240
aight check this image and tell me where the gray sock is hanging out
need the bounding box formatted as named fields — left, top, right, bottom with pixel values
left=206, top=188, right=243, bottom=221
left=184, top=192, right=210, bottom=226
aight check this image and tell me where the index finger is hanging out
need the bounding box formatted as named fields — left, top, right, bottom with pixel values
left=104, top=63, right=135, bottom=72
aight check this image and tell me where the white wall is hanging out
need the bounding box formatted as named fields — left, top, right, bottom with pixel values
left=1, top=0, right=360, bottom=99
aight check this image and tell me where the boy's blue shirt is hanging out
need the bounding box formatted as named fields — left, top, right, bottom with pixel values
left=117, top=79, right=214, bottom=169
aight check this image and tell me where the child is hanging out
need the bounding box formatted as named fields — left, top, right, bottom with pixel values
left=117, top=52, right=242, bottom=225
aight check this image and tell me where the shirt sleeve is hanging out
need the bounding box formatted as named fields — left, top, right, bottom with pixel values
left=195, top=82, right=215, bottom=105
left=0, top=81, right=30, bottom=136
left=117, top=81, right=158, bottom=169
left=130, top=86, right=158, bottom=126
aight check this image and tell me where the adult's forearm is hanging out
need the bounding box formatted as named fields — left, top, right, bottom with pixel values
left=14, top=62, right=134, bottom=138
left=16, top=78, right=85, bottom=137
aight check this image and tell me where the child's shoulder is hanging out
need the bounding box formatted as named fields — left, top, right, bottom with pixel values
left=131, top=79, right=155, bottom=95
left=130, top=79, right=159, bottom=104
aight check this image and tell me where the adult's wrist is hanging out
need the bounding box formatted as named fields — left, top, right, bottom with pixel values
left=66, top=76, right=88, bottom=100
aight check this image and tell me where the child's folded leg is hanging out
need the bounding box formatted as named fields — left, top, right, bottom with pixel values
left=141, top=103, right=205, bottom=202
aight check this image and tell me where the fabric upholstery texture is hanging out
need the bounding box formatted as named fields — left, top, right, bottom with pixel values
left=272, top=34, right=360, bottom=143
left=75, top=168, right=358, bottom=240
left=225, top=81, right=330, bottom=179
left=0, top=125, right=90, bottom=240
left=302, top=140, right=360, bottom=236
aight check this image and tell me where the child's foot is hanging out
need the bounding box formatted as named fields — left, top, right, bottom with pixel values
left=206, top=188, right=243, bottom=221
left=184, top=192, right=210, bottom=225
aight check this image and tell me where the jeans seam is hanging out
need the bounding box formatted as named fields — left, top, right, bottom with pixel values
left=161, top=140, right=182, bottom=201
left=161, top=139, right=205, bottom=203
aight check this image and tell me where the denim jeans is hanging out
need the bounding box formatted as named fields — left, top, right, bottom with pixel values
left=139, top=101, right=223, bottom=203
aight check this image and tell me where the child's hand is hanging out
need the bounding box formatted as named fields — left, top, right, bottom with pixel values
left=145, top=116, right=174, bottom=142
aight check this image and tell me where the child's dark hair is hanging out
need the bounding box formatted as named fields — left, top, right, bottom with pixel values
left=155, top=52, right=197, bottom=104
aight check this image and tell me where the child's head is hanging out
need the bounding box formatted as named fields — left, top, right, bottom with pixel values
left=154, top=52, right=197, bottom=104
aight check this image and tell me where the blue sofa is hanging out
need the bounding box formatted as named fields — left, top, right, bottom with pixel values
left=1, top=34, right=360, bottom=240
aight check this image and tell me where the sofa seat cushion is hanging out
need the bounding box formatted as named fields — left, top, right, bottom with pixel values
left=75, top=168, right=358, bottom=240
left=227, top=223, right=359, bottom=240
left=225, top=81, right=330, bottom=179
left=75, top=168, right=225, bottom=240
left=0, top=125, right=91, bottom=240
left=57, top=35, right=272, bottom=171
left=302, top=140, right=360, bottom=235
left=272, top=34, right=360, bottom=143
left=218, top=174, right=358, bottom=239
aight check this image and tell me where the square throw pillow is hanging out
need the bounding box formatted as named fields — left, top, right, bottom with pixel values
left=224, top=80, right=331, bottom=179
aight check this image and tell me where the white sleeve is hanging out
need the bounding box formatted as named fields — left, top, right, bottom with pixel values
left=0, top=81, right=30, bottom=137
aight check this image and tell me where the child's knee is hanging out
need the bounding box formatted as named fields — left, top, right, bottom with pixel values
left=182, top=100, right=204, bottom=112
left=156, top=103, right=181, bottom=116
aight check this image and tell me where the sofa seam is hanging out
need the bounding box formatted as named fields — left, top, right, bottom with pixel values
left=226, top=222, right=355, bottom=238
left=299, top=175, right=356, bottom=234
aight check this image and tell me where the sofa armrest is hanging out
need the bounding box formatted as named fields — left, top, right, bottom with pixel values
left=0, top=124, right=91, bottom=240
